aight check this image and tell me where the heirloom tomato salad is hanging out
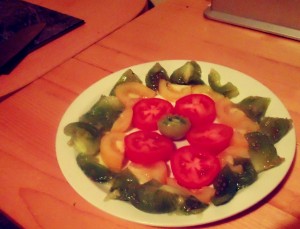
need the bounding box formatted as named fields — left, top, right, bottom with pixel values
left=64, top=61, right=293, bottom=215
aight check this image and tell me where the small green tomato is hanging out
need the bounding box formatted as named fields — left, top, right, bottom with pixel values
left=158, top=114, right=191, bottom=140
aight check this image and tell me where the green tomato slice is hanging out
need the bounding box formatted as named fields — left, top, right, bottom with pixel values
left=158, top=114, right=191, bottom=140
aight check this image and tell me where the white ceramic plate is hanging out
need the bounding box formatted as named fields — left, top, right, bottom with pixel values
left=56, top=60, right=296, bottom=227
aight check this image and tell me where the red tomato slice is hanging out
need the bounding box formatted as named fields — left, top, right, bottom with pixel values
left=125, top=130, right=175, bottom=165
left=187, top=123, right=233, bottom=154
left=174, top=94, right=216, bottom=127
left=132, top=98, right=174, bottom=131
left=170, top=146, right=221, bottom=189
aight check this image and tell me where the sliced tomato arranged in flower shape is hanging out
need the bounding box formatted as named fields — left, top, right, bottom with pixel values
left=132, top=98, right=174, bottom=131
left=174, top=94, right=216, bottom=127
left=170, top=146, right=221, bottom=189
left=125, top=130, right=176, bottom=165
left=187, top=123, right=234, bottom=154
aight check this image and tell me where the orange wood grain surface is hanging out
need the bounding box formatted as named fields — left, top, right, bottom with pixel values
left=0, top=0, right=148, bottom=98
left=1, top=0, right=299, bottom=228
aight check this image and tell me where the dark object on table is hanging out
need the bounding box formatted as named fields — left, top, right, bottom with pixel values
left=0, top=211, right=22, bottom=229
left=0, top=23, right=45, bottom=74
left=0, top=0, right=85, bottom=75
left=204, top=0, right=300, bottom=41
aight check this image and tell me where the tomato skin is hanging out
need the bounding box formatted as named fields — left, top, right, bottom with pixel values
left=132, top=98, right=174, bottom=131
left=174, top=94, right=216, bottom=127
left=187, top=123, right=234, bottom=154
left=170, top=146, right=221, bottom=189
left=125, top=130, right=176, bottom=165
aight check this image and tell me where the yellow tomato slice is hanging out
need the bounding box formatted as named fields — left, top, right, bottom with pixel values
left=190, top=186, right=216, bottom=204
left=218, top=145, right=250, bottom=169
left=111, top=108, right=133, bottom=133
left=99, top=132, right=126, bottom=172
left=165, top=177, right=190, bottom=195
left=230, top=131, right=249, bottom=148
left=166, top=177, right=215, bottom=204
left=115, top=82, right=156, bottom=107
left=215, top=97, right=259, bottom=133
left=191, top=84, right=212, bottom=94
left=221, top=145, right=250, bottom=159
left=158, top=79, right=191, bottom=102
left=127, top=161, right=169, bottom=184
left=192, top=84, right=224, bottom=102
left=217, top=131, right=250, bottom=168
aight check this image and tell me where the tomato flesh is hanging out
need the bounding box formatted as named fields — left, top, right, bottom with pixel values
left=125, top=130, right=175, bottom=165
left=170, top=146, right=221, bottom=189
left=132, top=98, right=174, bottom=131
left=100, top=132, right=126, bottom=172
left=174, top=94, right=216, bottom=127
left=187, top=123, right=233, bottom=154
left=127, top=161, right=169, bottom=184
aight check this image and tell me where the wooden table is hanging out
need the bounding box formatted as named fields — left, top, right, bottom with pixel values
left=1, top=0, right=299, bottom=228
left=0, top=0, right=148, bottom=98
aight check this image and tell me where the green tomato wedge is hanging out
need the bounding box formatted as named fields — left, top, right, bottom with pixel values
left=110, top=69, right=142, bottom=96
left=108, top=168, right=139, bottom=201
left=170, top=61, right=204, bottom=85
left=76, top=153, right=115, bottom=183
left=208, top=68, right=239, bottom=98
left=64, top=122, right=102, bottom=155
left=260, top=117, right=293, bottom=143
left=130, top=180, right=178, bottom=214
left=179, top=195, right=208, bottom=215
left=212, top=158, right=258, bottom=206
left=130, top=180, right=208, bottom=215
left=145, top=62, right=169, bottom=91
left=245, top=132, right=284, bottom=173
left=236, top=96, right=270, bottom=122
left=234, top=157, right=258, bottom=190
left=80, top=95, right=124, bottom=131
left=212, top=165, right=238, bottom=206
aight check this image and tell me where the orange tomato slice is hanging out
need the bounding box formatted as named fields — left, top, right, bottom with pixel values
left=115, top=82, right=156, bottom=107
left=99, top=132, right=126, bottom=172
left=111, top=108, right=133, bottom=133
